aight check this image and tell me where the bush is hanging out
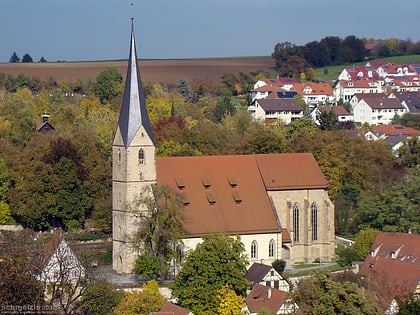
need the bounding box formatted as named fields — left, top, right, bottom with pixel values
left=272, top=259, right=286, bottom=273
left=337, top=247, right=360, bottom=267
left=134, top=255, right=161, bottom=279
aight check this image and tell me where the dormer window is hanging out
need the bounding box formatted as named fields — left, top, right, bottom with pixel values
left=139, top=149, right=145, bottom=164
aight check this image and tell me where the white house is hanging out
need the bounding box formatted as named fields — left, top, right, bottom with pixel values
left=334, top=79, right=383, bottom=103
left=353, top=97, right=406, bottom=125
left=293, top=82, right=334, bottom=108
left=248, top=98, right=304, bottom=124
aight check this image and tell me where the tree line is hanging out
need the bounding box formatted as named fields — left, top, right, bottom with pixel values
left=271, top=35, right=420, bottom=78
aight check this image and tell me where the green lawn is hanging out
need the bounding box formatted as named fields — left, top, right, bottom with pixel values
left=314, top=54, right=420, bottom=82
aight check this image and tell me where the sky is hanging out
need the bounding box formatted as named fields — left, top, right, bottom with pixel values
left=1, top=0, right=420, bottom=62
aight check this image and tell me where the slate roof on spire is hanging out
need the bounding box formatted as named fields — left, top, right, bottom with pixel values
left=118, top=19, right=154, bottom=147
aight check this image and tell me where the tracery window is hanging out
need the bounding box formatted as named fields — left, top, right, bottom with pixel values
left=311, top=203, right=318, bottom=241
left=293, top=203, right=300, bottom=242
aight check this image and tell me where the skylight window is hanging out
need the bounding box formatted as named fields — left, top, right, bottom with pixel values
left=206, top=192, right=216, bottom=205
left=202, top=178, right=211, bottom=188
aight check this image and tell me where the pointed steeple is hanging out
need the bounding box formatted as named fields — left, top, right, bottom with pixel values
left=118, top=18, right=154, bottom=148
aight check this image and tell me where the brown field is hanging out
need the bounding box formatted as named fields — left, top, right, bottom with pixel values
left=0, top=57, right=276, bottom=86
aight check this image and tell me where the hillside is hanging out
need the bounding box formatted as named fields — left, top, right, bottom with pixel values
left=0, top=57, right=276, bottom=86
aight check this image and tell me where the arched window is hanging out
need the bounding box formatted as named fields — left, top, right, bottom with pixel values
left=293, top=203, right=300, bottom=242
left=311, top=202, right=318, bottom=241
left=251, top=241, right=258, bottom=259
left=269, top=239, right=275, bottom=257
left=118, top=149, right=121, bottom=161
left=139, top=149, right=145, bottom=164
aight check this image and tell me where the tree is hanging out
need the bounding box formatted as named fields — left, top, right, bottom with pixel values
left=290, top=270, right=381, bottom=314
left=353, top=229, right=379, bottom=260
left=317, top=108, right=338, bottom=130
left=272, top=259, right=286, bottom=274
left=9, top=51, right=20, bottom=63
left=39, top=56, right=47, bottom=63
left=0, top=231, right=45, bottom=309
left=22, top=53, right=33, bottom=63
left=216, top=285, right=245, bottom=315
left=79, top=279, right=123, bottom=315
left=213, top=92, right=237, bottom=123
left=91, top=67, right=123, bottom=104
left=337, top=247, right=360, bottom=267
left=134, top=184, right=185, bottom=279
left=114, top=280, right=165, bottom=315
left=398, top=293, right=420, bottom=315
left=171, top=234, right=249, bottom=315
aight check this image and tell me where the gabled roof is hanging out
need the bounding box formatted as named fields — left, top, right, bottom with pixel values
left=245, top=263, right=278, bottom=288
left=293, top=82, right=333, bottom=95
left=372, top=124, right=420, bottom=136
left=152, top=302, right=192, bottom=315
left=256, top=98, right=303, bottom=112
left=317, top=105, right=351, bottom=116
left=156, top=153, right=328, bottom=237
left=363, top=98, right=405, bottom=110
left=383, top=134, right=410, bottom=146
left=359, top=232, right=420, bottom=309
left=351, top=92, right=387, bottom=100
left=245, top=284, right=289, bottom=314
left=392, top=91, right=420, bottom=111
left=117, top=19, right=154, bottom=148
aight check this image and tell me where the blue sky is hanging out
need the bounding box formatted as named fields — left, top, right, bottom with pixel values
left=1, top=0, right=420, bottom=62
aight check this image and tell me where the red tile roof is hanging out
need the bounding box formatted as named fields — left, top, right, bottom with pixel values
left=372, top=124, right=420, bottom=136
left=293, top=83, right=333, bottom=95
left=359, top=232, right=420, bottom=309
left=152, top=302, right=191, bottom=315
left=246, top=283, right=289, bottom=313
left=156, top=153, right=328, bottom=237
left=318, top=105, right=351, bottom=116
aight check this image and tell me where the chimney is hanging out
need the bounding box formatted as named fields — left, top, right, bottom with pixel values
left=267, top=286, right=272, bottom=299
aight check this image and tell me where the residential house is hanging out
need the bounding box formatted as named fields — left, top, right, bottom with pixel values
left=244, top=284, right=297, bottom=314
left=310, top=105, right=353, bottom=126
left=353, top=97, right=406, bottom=125
left=389, top=91, right=420, bottom=112
left=36, top=230, right=85, bottom=306
left=112, top=20, right=335, bottom=274
left=248, top=98, right=304, bottom=124
left=359, top=232, right=420, bottom=314
left=389, top=76, right=420, bottom=92
left=349, top=93, right=387, bottom=110
left=251, top=78, right=297, bottom=102
left=334, top=79, right=383, bottom=103
left=337, top=65, right=378, bottom=81
left=292, top=82, right=334, bottom=108
left=245, top=262, right=290, bottom=291
left=371, top=124, right=420, bottom=137
left=151, top=302, right=193, bottom=315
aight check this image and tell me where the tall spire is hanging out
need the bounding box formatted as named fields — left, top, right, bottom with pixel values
left=118, top=18, right=154, bottom=148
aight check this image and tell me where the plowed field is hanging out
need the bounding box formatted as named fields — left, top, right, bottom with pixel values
left=0, top=57, right=275, bottom=86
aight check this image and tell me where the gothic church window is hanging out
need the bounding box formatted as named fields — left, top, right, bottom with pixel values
left=293, top=203, right=300, bottom=242
left=311, top=202, right=318, bottom=241
left=251, top=241, right=258, bottom=259
left=269, top=239, right=275, bottom=257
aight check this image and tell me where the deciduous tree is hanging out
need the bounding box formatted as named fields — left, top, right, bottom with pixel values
left=134, top=185, right=185, bottom=279
left=171, top=234, right=249, bottom=315
left=291, top=270, right=380, bottom=314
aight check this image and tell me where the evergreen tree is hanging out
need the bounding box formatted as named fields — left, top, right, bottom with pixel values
left=22, top=53, right=33, bottom=63
left=9, top=51, right=20, bottom=63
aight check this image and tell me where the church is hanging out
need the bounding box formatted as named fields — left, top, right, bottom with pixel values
left=112, top=20, right=335, bottom=274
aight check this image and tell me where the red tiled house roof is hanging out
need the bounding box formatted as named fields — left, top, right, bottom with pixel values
left=359, top=232, right=420, bottom=310
left=372, top=124, right=420, bottom=136
left=245, top=284, right=289, bottom=314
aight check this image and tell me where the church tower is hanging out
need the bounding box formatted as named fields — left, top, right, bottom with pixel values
left=112, top=19, right=156, bottom=274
